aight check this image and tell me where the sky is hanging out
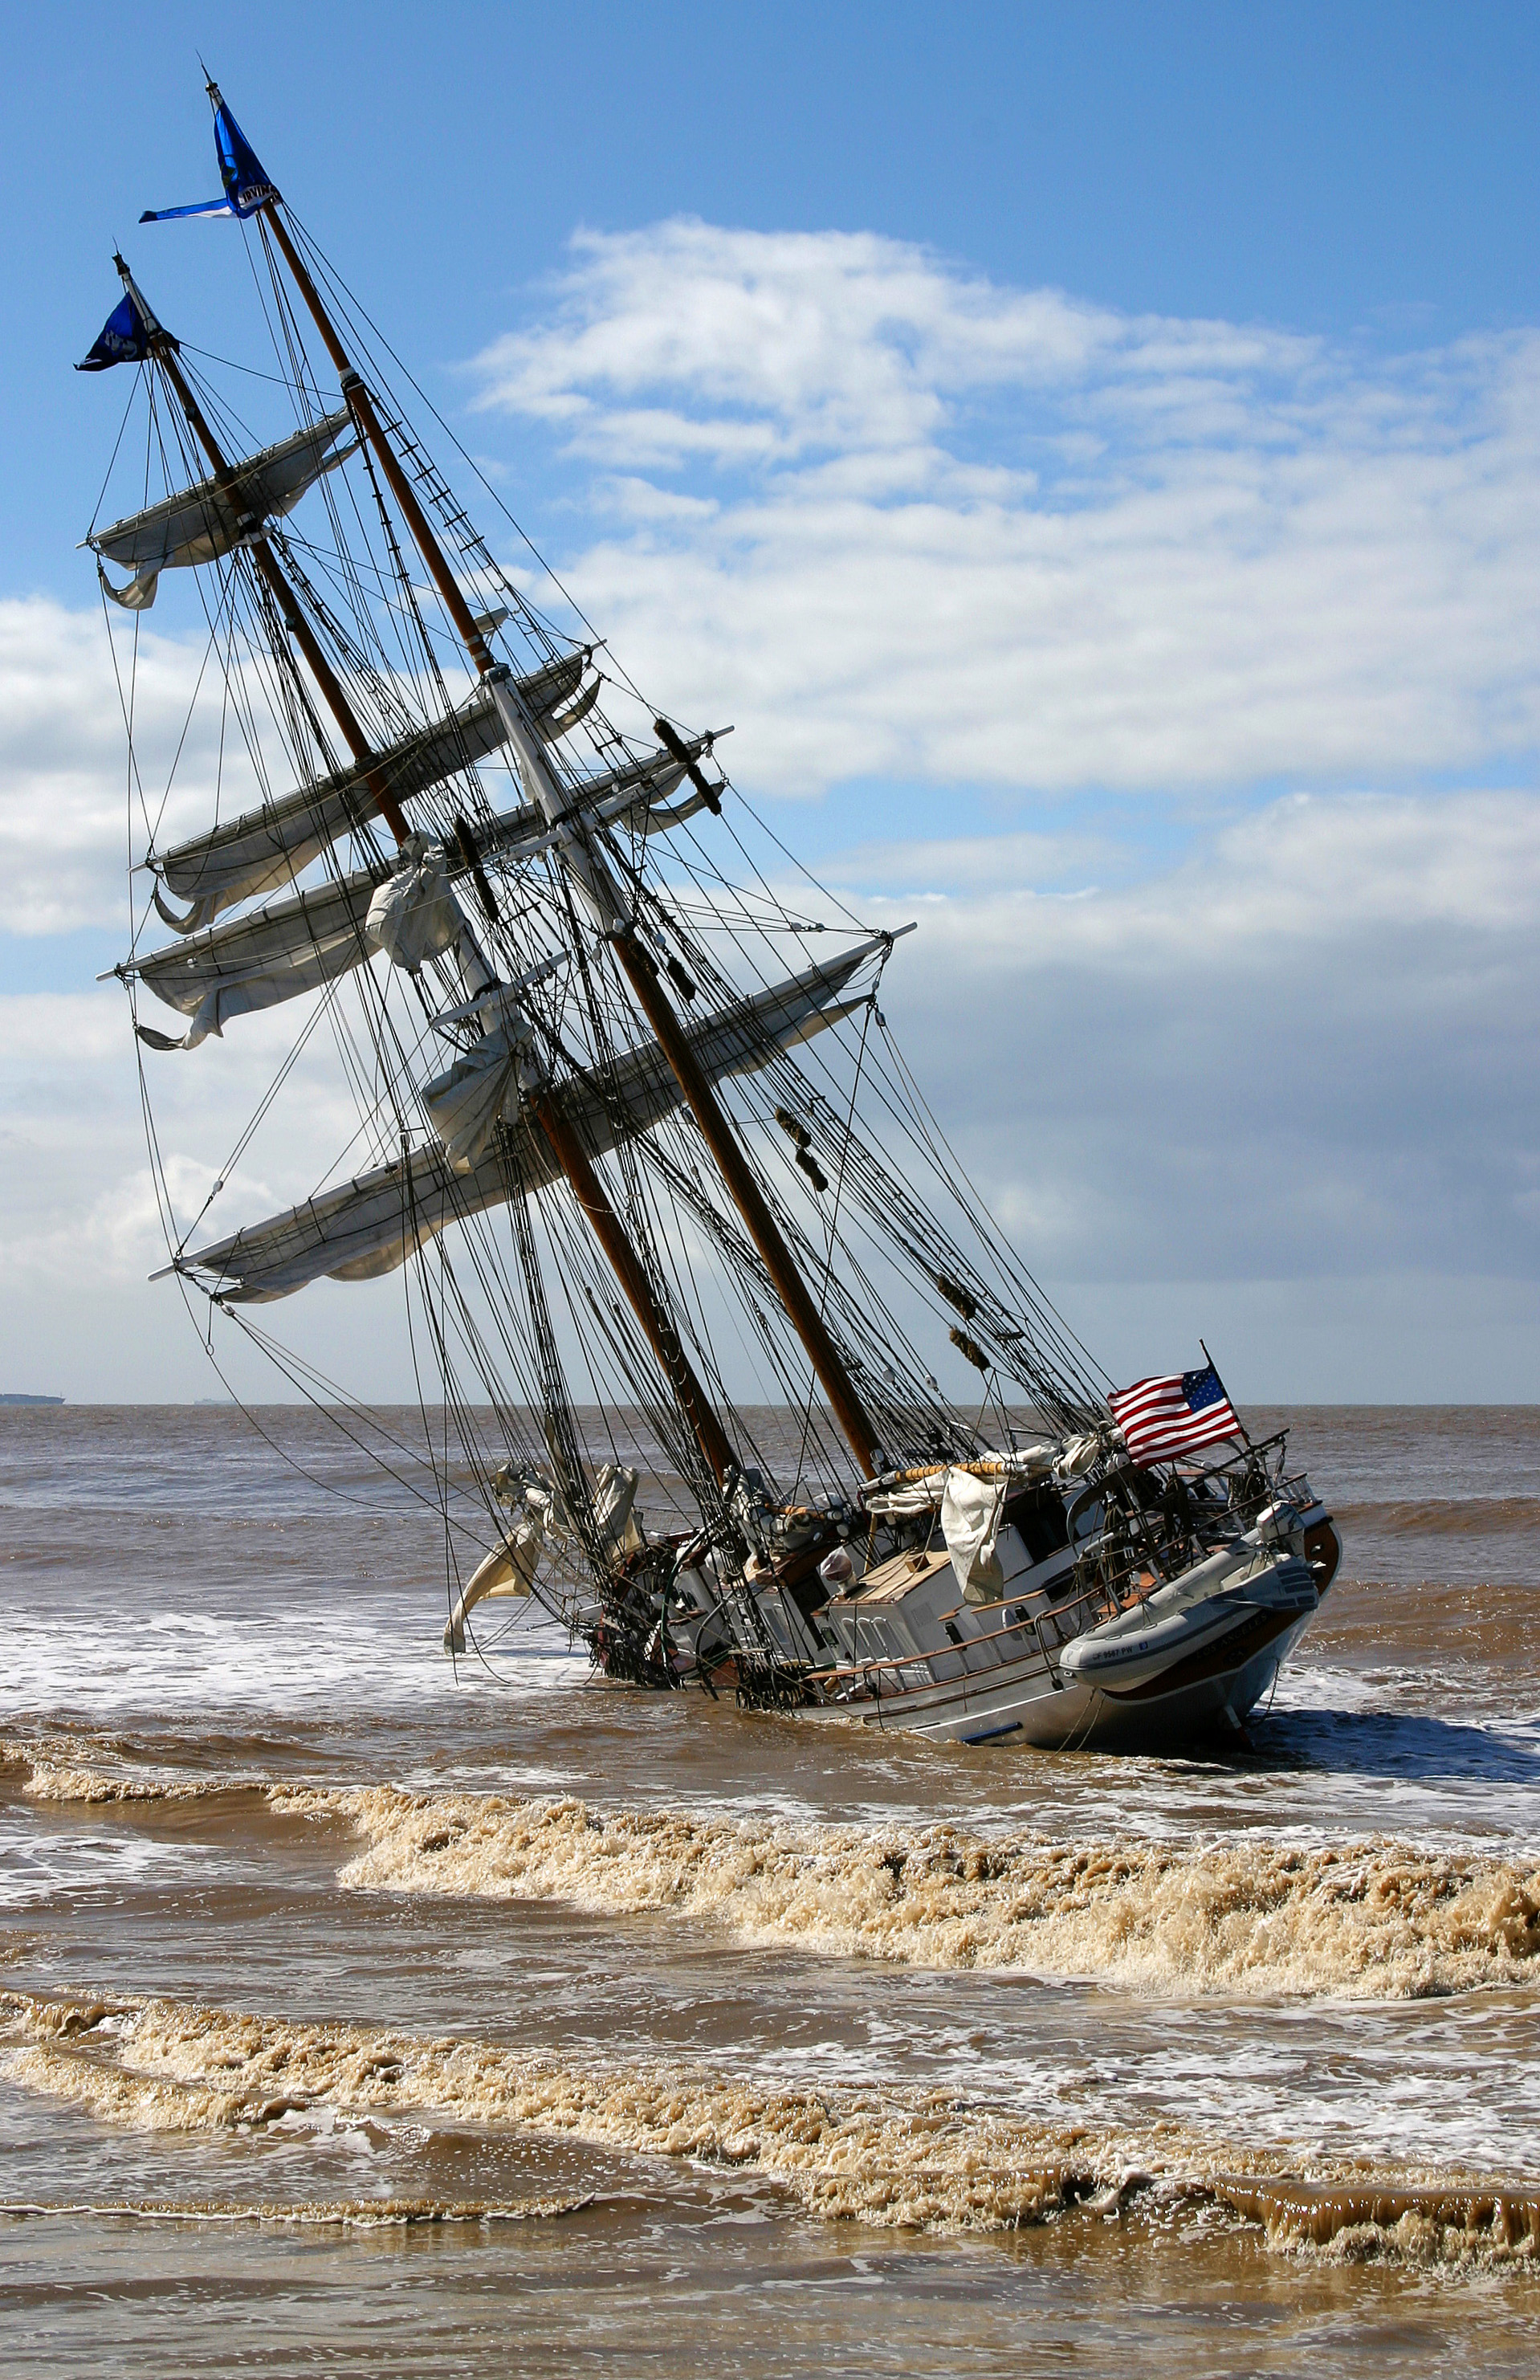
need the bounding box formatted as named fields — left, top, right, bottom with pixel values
left=2, top=0, right=1539, bottom=1403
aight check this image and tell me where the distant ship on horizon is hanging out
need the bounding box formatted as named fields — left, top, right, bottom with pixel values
left=0, top=1394, right=66, bottom=1407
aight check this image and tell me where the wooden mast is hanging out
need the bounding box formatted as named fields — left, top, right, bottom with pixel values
left=530, top=1094, right=735, bottom=1483
left=613, top=939, right=878, bottom=1473
left=115, top=259, right=409, bottom=843
left=129, top=259, right=733, bottom=1490
left=252, top=199, right=882, bottom=1477
left=256, top=209, right=495, bottom=678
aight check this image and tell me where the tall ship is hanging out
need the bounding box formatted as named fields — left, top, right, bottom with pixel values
left=79, top=84, right=1340, bottom=1750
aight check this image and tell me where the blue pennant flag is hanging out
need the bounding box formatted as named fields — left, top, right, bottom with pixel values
left=76, top=291, right=153, bottom=372
left=141, top=96, right=280, bottom=224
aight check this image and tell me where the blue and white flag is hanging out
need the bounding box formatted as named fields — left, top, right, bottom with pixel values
left=76, top=291, right=153, bottom=371
left=141, top=96, right=280, bottom=224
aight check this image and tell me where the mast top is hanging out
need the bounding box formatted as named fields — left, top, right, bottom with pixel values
left=139, top=78, right=280, bottom=224
left=111, top=254, right=171, bottom=349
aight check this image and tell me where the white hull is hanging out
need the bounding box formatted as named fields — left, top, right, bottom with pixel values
left=576, top=1452, right=1340, bottom=1762
left=774, top=1505, right=1339, bottom=1754
left=808, top=1604, right=1317, bottom=1750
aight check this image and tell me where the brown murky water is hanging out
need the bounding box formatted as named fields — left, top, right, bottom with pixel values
left=2, top=1404, right=1538, bottom=2374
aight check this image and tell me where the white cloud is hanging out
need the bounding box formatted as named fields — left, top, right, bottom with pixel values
left=473, top=223, right=1540, bottom=798
left=0, top=985, right=375, bottom=1293
left=0, top=980, right=444, bottom=1400
left=860, top=789, right=1540, bottom=948
left=858, top=789, right=1540, bottom=1288
left=3, top=224, right=1538, bottom=1395
left=1, top=785, right=1536, bottom=1397
left=0, top=597, right=267, bottom=936
left=474, top=222, right=1305, bottom=467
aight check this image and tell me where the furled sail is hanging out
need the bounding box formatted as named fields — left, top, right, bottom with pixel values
left=130, top=836, right=473, bottom=1048
left=146, top=654, right=603, bottom=931
left=421, top=1017, right=535, bottom=1172
left=129, top=754, right=715, bottom=1047
left=132, top=870, right=380, bottom=1047
left=88, top=409, right=354, bottom=609
left=511, top=650, right=589, bottom=738
left=180, top=938, right=885, bottom=1301
left=364, top=844, right=460, bottom=973
left=474, top=744, right=711, bottom=869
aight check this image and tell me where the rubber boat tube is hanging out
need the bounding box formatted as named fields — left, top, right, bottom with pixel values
left=1060, top=1540, right=1316, bottom=1697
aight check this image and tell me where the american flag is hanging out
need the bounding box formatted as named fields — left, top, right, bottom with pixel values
left=1108, top=1364, right=1243, bottom=1467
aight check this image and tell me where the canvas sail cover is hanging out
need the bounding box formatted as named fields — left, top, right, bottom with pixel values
left=89, top=409, right=354, bottom=607
left=131, top=756, right=709, bottom=1047
left=133, top=870, right=381, bottom=1047
left=940, top=1467, right=1008, bottom=1603
left=147, top=654, right=607, bottom=930
left=181, top=938, right=883, bottom=1301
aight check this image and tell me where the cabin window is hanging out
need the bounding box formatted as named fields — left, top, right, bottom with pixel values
left=1006, top=1484, right=1071, bottom=1564
left=1068, top=1494, right=1105, bottom=1547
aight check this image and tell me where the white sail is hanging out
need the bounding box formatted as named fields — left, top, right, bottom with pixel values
left=132, top=871, right=379, bottom=1047
left=131, top=839, right=479, bottom=1048
left=421, top=1019, right=536, bottom=1172
left=89, top=409, right=354, bottom=608
left=180, top=940, right=884, bottom=1301
left=364, top=845, right=461, bottom=972
left=130, top=761, right=713, bottom=1047
left=508, top=650, right=590, bottom=736
left=146, top=654, right=611, bottom=931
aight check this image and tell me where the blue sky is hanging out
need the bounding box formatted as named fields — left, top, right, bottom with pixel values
left=8, top=0, right=1540, bottom=593
left=2, top=2, right=1539, bottom=1400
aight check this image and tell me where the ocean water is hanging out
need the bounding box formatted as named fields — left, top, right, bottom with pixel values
left=1, top=1402, right=1538, bottom=2375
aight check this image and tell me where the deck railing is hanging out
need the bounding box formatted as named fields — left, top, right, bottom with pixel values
left=809, top=1438, right=1321, bottom=1709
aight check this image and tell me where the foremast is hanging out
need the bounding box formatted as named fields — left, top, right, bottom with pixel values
left=109, top=257, right=410, bottom=850
left=120, top=242, right=738, bottom=1502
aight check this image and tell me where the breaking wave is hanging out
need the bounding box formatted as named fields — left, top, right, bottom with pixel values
left=1212, top=2178, right=1540, bottom=2266
left=264, top=1783, right=1540, bottom=2003
left=15, top=1746, right=1540, bottom=2001
left=1, top=1989, right=1534, bottom=2268
left=0, top=2192, right=592, bottom=2227
left=21, top=1759, right=240, bottom=1806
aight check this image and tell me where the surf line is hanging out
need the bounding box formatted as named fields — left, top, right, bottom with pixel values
left=3, top=1990, right=1538, bottom=2263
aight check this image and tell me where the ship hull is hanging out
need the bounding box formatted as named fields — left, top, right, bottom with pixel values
left=585, top=1492, right=1341, bottom=1759
left=805, top=1602, right=1318, bottom=1750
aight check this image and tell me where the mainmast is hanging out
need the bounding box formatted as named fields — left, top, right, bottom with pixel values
left=236, top=98, right=882, bottom=1477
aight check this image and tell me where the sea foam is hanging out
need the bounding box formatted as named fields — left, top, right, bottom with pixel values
left=2, top=1987, right=1535, bottom=2266
left=271, top=1782, right=1540, bottom=2003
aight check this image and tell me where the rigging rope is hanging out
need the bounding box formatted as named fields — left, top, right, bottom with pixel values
left=104, top=191, right=1118, bottom=1673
